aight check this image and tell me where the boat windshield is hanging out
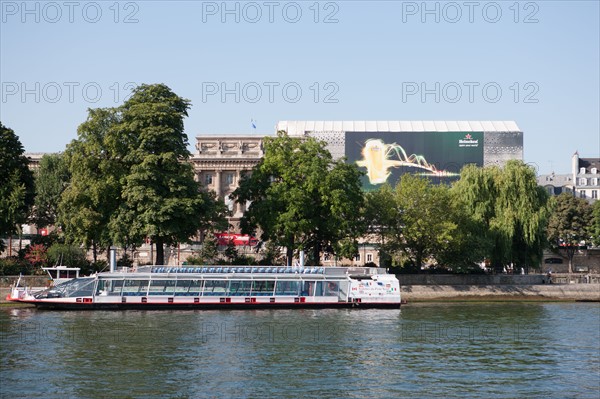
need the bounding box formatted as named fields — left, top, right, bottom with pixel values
left=35, top=277, right=95, bottom=298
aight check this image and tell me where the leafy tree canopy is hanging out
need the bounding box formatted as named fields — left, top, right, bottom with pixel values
left=451, top=161, right=549, bottom=272
left=59, top=84, right=227, bottom=265
left=593, top=201, right=600, bottom=247
left=233, top=131, right=364, bottom=265
left=0, top=122, right=35, bottom=242
left=33, top=153, right=70, bottom=228
left=547, top=192, right=593, bottom=273
left=374, top=175, right=460, bottom=271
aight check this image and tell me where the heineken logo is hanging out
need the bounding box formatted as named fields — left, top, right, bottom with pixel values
left=459, top=133, right=479, bottom=147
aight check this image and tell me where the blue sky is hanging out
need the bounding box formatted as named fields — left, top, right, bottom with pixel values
left=1, top=0, right=599, bottom=174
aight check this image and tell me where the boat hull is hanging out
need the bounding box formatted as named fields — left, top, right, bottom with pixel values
left=10, top=299, right=401, bottom=311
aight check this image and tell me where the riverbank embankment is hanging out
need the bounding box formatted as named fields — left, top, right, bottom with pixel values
left=400, top=284, right=600, bottom=302
left=398, top=273, right=600, bottom=302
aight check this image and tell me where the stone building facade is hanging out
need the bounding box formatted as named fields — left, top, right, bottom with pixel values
left=536, top=152, right=599, bottom=203
left=189, top=133, right=379, bottom=266
left=191, top=135, right=266, bottom=227
left=572, top=152, right=599, bottom=203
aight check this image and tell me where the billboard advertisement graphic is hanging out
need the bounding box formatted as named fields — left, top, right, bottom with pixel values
left=345, top=131, right=484, bottom=189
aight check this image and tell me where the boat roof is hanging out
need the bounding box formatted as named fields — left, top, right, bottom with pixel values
left=96, top=266, right=387, bottom=279
left=42, top=266, right=81, bottom=271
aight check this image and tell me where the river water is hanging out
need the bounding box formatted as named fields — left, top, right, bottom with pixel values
left=1, top=303, right=598, bottom=399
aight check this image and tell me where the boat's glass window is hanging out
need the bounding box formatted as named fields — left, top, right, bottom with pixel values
left=301, top=281, right=314, bottom=296
left=188, top=280, right=203, bottom=295
left=203, top=280, right=228, bottom=296
left=97, top=279, right=123, bottom=296
left=122, top=280, right=149, bottom=295
left=148, top=280, right=176, bottom=295
left=275, top=281, right=300, bottom=296
left=173, top=280, right=203, bottom=296
left=337, top=280, right=349, bottom=301
left=51, top=278, right=95, bottom=297
left=251, top=280, right=274, bottom=296
left=314, top=281, right=325, bottom=296
left=325, top=281, right=339, bottom=296
left=229, top=280, right=252, bottom=296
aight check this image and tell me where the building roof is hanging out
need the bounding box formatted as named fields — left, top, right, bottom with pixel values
left=578, top=158, right=600, bottom=172
left=537, top=174, right=574, bottom=187
left=277, top=121, right=521, bottom=135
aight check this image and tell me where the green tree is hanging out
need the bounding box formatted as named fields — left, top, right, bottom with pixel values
left=59, top=107, right=124, bottom=262
left=547, top=193, right=593, bottom=273
left=258, top=241, right=284, bottom=266
left=592, top=201, right=600, bottom=247
left=391, top=174, right=458, bottom=270
left=363, top=184, right=398, bottom=267
left=0, top=122, right=35, bottom=253
left=233, top=132, right=364, bottom=265
left=435, top=189, right=492, bottom=273
left=60, top=84, right=227, bottom=265
left=46, top=243, right=89, bottom=270
left=197, top=231, right=220, bottom=263
left=496, top=161, right=549, bottom=272
left=451, top=161, right=549, bottom=272
left=33, top=153, right=70, bottom=228
left=224, top=241, right=239, bottom=263
left=115, top=84, right=221, bottom=265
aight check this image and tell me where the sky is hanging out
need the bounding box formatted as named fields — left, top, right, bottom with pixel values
left=1, top=0, right=599, bottom=175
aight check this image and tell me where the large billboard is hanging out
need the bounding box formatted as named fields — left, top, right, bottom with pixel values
left=345, top=131, right=484, bottom=190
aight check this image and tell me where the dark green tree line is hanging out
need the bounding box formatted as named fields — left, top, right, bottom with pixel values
left=0, top=122, right=35, bottom=253
left=233, top=132, right=364, bottom=265
left=546, top=193, right=593, bottom=273
left=593, top=201, right=600, bottom=247
left=33, top=153, right=70, bottom=229
left=59, top=84, right=227, bottom=265
left=363, top=160, right=549, bottom=272
left=450, top=161, right=549, bottom=272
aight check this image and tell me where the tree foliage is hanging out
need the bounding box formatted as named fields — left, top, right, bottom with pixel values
left=364, top=175, right=465, bottom=271
left=593, top=201, right=600, bottom=247
left=33, top=153, right=70, bottom=228
left=363, top=183, right=397, bottom=267
left=115, top=84, right=222, bottom=265
left=59, top=107, right=123, bottom=261
left=451, top=161, right=549, bottom=272
left=233, top=132, right=364, bottom=265
left=0, top=122, right=35, bottom=245
left=46, top=243, right=89, bottom=270
left=257, top=241, right=285, bottom=266
left=24, top=243, right=48, bottom=268
left=546, top=192, right=593, bottom=273
left=59, top=84, right=226, bottom=265
left=363, top=161, right=548, bottom=272
left=435, top=189, right=492, bottom=273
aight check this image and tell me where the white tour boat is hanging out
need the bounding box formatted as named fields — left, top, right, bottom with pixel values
left=7, top=266, right=401, bottom=310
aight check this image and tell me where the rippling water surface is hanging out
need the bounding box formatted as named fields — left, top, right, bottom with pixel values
left=1, top=303, right=599, bottom=398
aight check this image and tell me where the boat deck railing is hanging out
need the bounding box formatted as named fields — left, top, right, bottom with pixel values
left=148, top=266, right=326, bottom=275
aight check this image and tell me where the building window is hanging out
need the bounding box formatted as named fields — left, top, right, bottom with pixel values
left=580, top=190, right=586, bottom=199
left=366, top=253, right=373, bottom=263
left=580, top=167, right=586, bottom=174
left=592, top=190, right=598, bottom=199
left=579, top=178, right=587, bottom=186
left=592, top=178, right=599, bottom=186
left=204, top=174, right=213, bottom=185
left=354, top=254, right=361, bottom=262
left=592, top=168, right=598, bottom=174
left=225, top=173, right=234, bottom=185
